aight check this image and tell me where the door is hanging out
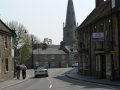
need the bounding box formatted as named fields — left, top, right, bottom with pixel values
left=100, top=55, right=106, bottom=79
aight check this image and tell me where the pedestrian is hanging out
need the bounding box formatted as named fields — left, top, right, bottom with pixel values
left=16, top=64, right=21, bottom=79
left=21, top=64, right=27, bottom=79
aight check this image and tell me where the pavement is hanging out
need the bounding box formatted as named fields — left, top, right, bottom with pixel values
left=65, top=68, right=120, bottom=86
left=0, top=70, right=33, bottom=90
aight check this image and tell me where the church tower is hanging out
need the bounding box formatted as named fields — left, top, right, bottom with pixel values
left=63, top=0, right=76, bottom=46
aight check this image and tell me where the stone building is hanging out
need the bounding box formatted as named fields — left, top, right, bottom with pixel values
left=59, top=41, right=78, bottom=66
left=0, top=20, right=16, bottom=81
left=76, top=0, right=120, bottom=80
left=33, top=45, right=69, bottom=68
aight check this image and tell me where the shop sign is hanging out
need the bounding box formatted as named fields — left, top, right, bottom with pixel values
left=92, top=32, right=104, bottom=42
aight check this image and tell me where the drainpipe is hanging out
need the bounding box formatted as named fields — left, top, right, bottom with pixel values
left=89, top=26, right=92, bottom=76
left=116, top=12, right=120, bottom=79
left=110, top=0, right=114, bottom=81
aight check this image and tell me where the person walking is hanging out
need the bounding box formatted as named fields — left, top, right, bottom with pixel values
left=21, top=64, right=27, bottom=79
left=16, top=64, right=21, bottom=79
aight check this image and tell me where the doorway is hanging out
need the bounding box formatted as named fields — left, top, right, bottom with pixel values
left=100, top=55, right=106, bottom=79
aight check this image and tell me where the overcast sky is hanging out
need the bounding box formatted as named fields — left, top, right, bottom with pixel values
left=0, top=0, right=95, bottom=44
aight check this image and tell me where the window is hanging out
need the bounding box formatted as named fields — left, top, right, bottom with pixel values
left=43, top=55, right=48, bottom=60
left=61, top=55, right=65, bottom=59
left=79, top=56, right=83, bottom=69
left=83, top=56, right=89, bottom=70
left=66, top=32, right=69, bottom=37
left=0, top=58, right=1, bottom=73
left=5, top=58, right=8, bottom=71
left=51, top=55, right=55, bottom=59
left=4, top=35, right=8, bottom=48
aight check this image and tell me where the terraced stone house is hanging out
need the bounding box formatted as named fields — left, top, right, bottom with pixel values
left=33, top=45, right=69, bottom=68
left=0, top=20, right=16, bottom=82
left=76, top=0, right=120, bottom=81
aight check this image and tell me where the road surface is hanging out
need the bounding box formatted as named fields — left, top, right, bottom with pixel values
left=4, top=68, right=119, bottom=90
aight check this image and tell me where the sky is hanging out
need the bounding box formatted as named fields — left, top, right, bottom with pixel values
left=0, top=0, right=95, bottom=45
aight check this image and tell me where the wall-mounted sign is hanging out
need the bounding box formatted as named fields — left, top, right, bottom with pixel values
left=112, top=0, right=115, bottom=8
left=92, top=32, right=104, bottom=42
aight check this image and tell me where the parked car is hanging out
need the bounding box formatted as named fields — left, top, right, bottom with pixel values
left=34, top=67, right=48, bottom=78
left=72, top=63, right=78, bottom=67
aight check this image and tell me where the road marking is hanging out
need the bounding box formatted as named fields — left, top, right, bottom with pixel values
left=49, top=84, right=53, bottom=88
left=47, top=78, right=53, bottom=88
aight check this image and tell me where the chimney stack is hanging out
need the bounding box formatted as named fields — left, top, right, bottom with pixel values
left=59, top=41, right=65, bottom=50
left=96, top=0, right=104, bottom=7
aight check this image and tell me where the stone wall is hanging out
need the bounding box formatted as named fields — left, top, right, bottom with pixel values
left=0, top=34, right=13, bottom=82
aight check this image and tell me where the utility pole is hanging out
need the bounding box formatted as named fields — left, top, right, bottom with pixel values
left=31, top=35, right=34, bottom=69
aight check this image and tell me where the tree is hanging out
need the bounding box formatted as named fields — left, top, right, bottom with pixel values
left=19, top=35, right=32, bottom=64
left=43, top=38, right=52, bottom=45
left=6, top=21, right=27, bottom=45
left=39, top=38, right=52, bottom=50
left=6, top=21, right=32, bottom=64
left=31, top=35, right=40, bottom=50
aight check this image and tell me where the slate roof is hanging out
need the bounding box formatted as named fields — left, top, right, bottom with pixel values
left=33, top=45, right=67, bottom=55
left=77, top=1, right=111, bottom=29
left=0, top=19, right=12, bottom=33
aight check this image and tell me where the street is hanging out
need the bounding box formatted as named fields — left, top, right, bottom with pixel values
left=3, top=68, right=120, bottom=90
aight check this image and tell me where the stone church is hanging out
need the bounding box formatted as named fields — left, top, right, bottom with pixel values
left=63, top=0, right=78, bottom=66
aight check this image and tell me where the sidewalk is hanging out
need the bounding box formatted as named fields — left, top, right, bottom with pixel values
left=66, top=68, right=120, bottom=86
left=0, top=70, right=32, bottom=90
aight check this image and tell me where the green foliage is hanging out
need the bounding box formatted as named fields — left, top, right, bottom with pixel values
left=22, top=36, right=32, bottom=63
left=43, top=38, right=52, bottom=45
left=41, top=43, right=48, bottom=50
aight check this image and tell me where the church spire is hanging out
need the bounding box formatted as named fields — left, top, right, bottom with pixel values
left=65, top=0, right=76, bottom=27
left=63, top=0, right=76, bottom=46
